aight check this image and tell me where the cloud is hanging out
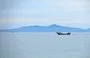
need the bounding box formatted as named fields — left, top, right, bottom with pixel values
left=0, top=0, right=90, bottom=29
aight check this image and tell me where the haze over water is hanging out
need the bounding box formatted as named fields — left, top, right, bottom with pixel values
left=0, top=32, right=90, bottom=58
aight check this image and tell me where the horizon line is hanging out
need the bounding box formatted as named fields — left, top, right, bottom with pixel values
left=0, top=24, right=89, bottom=30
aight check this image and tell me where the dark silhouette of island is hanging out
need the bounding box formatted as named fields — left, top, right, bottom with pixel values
left=0, top=24, right=90, bottom=32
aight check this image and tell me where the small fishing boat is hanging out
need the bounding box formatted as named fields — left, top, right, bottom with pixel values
left=56, top=32, right=71, bottom=35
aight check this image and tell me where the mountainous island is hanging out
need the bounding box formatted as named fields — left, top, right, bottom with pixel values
left=0, top=24, right=90, bottom=32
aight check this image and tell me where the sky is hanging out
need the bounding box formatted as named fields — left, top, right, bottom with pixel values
left=0, top=0, right=90, bottom=29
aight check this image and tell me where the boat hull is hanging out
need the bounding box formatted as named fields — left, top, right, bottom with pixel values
left=56, top=32, right=71, bottom=35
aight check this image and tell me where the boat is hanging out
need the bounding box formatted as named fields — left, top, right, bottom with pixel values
left=56, top=32, right=71, bottom=35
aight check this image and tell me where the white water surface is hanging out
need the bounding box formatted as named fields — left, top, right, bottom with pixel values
left=0, top=32, right=90, bottom=58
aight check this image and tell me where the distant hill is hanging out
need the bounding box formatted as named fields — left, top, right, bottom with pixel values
left=0, top=24, right=90, bottom=32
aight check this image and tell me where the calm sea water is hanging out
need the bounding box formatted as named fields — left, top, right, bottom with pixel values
left=0, top=32, right=90, bottom=58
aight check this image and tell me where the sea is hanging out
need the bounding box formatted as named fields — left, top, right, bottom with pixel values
left=0, top=32, right=90, bottom=58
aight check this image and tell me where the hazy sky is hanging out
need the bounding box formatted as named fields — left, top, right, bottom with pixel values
left=0, top=0, right=90, bottom=29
